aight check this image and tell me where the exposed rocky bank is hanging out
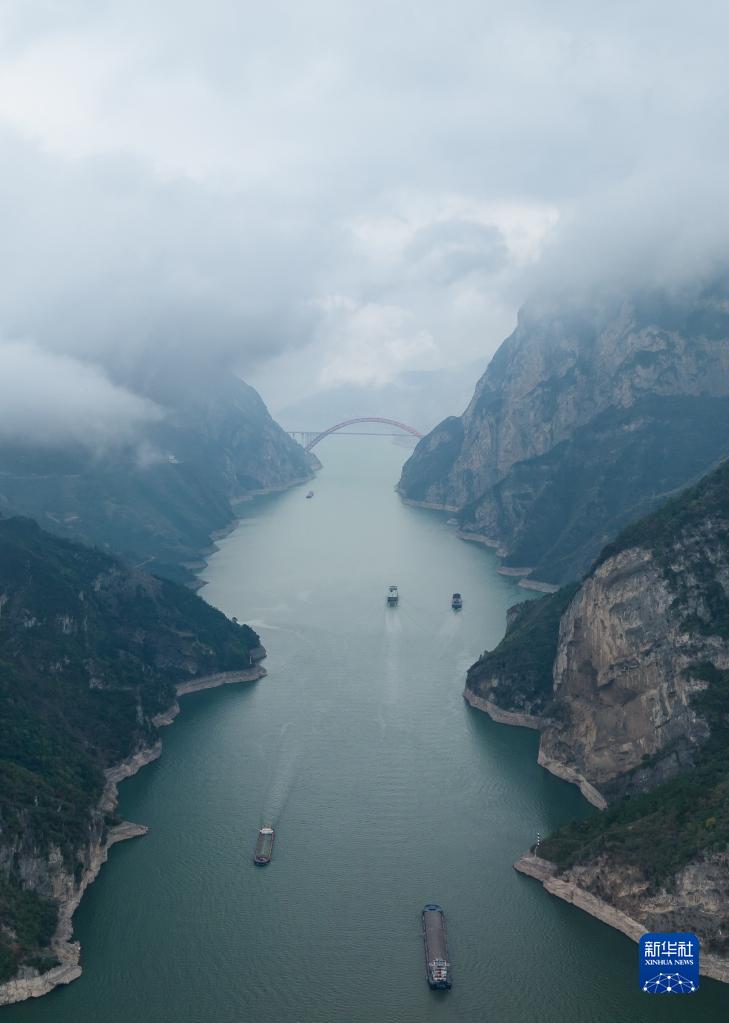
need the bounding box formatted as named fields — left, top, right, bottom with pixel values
left=464, top=457, right=729, bottom=973
left=0, top=664, right=266, bottom=1006
left=514, top=854, right=729, bottom=985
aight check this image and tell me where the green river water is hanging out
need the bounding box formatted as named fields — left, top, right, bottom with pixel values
left=5, top=437, right=729, bottom=1022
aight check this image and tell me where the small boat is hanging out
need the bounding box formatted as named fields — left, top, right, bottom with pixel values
left=306, top=490, right=314, bottom=499
left=422, top=904, right=452, bottom=989
left=387, top=584, right=399, bottom=606
left=253, top=826, right=275, bottom=865
left=451, top=592, right=462, bottom=610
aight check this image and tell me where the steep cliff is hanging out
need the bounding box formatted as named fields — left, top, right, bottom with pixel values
left=0, top=516, right=262, bottom=995
left=541, top=458, right=729, bottom=805
left=464, top=583, right=577, bottom=723
left=0, top=372, right=311, bottom=583
left=466, top=457, right=729, bottom=966
left=399, top=288, right=729, bottom=584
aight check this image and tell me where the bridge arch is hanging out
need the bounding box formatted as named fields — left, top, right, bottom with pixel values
left=302, top=417, right=423, bottom=452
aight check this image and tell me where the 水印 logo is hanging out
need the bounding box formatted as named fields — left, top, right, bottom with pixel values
left=639, top=932, right=699, bottom=994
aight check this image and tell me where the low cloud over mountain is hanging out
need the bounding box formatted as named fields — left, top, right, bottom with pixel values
left=1, top=0, right=729, bottom=424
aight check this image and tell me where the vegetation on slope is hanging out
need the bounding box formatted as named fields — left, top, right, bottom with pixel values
left=0, top=516, right=259, bottom=981
left=597, top=453, right=729, bottom=571
left=539, top=663, right=729, bottom=908
left=492, top=394, right=729, bottom=585
left=539, top=460, right=729, bottom=909
left=0, top=372, right=312, bottom=583
left=397, top=416, right=464, bottom=502
left=466, top=584, right=578, bottom=715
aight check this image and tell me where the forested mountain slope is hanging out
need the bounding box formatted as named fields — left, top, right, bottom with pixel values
left=0, top=372, right=311, bottom=583
left=0, top=516, right=261, bottom=991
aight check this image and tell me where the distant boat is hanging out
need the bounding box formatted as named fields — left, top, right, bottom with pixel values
left=422, top=904, right=452, bottom=989
left=451, top=592, right=462, bottom=610
left=253, top=826, right=275, bottom=865
left=306, top=490, right=314, bottom=499
left=387, top=584, right=399, bottom=606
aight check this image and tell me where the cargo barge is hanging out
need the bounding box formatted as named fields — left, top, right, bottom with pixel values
left=422, top=904, right=452, bottom=989
left=253, top=826, right=275, bottom=865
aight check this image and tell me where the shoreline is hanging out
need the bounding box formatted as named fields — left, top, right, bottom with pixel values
left=518, top=578, right=559, bottom=594
left=231, top=473, right=315, bottom=506
left=153, top=665, right=267, bottom=727
left=463, top=687, right=541, bottom=730
left=398, top=497, right=562, bottom=593
left=0, top=745, right=159, bottom=1007
left=456, top=531, right=560, bottom=593
left=472, top=678, right=728, bottom=982
left=398, top=494, right=460, bottom=512
left=0, top=662, right=266, bottom=1006
left=463, top=686, right=608, bottom=808
left=456, top=529, right=504, bottom=552
left=536, top=748, right=608, bottom=810
left=514, top=854, right=729, bottom=985
left=187, top=475, right=316, bottom=591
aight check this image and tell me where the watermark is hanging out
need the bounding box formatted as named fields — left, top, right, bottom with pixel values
left=639, top=932, right=700, bottom=994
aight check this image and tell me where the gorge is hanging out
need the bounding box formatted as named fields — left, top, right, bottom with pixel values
left=2, top=439, right=728, bottom=1021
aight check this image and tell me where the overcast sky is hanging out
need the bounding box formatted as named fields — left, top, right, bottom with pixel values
left=0, top=0, right=727, bottom=439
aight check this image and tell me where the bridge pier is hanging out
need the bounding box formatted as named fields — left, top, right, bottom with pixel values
left=288, top=431, right=319, bottom=447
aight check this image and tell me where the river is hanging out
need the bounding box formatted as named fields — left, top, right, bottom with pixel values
left=5, top=437, right=729, bottom=1022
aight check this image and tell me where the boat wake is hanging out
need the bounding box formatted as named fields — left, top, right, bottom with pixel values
left=261, top=723, right=297, bottom=825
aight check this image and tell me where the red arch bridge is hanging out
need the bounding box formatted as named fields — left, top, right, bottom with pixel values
left=289, top=417, right=424, bottom=452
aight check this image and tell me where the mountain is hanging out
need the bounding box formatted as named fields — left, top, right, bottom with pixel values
left=0, top=516, right=263, bottom=1000
left=398, top=288, right=729, bottom=586
left=0, top=372, right=312, bottom=583
left=465, top=457, right=729, bottom=974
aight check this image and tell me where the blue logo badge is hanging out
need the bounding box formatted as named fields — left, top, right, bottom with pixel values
left=639, top=932, right=699, bottom=993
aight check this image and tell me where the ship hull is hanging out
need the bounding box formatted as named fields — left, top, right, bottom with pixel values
left=253, top=828, right=275, bottom=865
left=422, top=905, right=452, bottom=989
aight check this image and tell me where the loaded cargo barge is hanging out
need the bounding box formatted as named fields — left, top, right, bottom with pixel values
left=253, top=826, right=275, bottom=865
left=422, top=904, right=452, bottom=989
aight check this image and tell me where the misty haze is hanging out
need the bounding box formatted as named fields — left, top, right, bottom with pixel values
left=1, top=3, right=729, bottom=1021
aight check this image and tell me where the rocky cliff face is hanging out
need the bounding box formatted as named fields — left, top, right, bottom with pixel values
left=0, top=371, right=311, bottom=582
left=538, top=544, right=727, bottom=805
left=466, top=457, right=729, bottom=967
left=469, top=457, right=729, bottom=804
left=541, top=458, right=729, bottom=804
left=399, top=288, right=729, bottom=584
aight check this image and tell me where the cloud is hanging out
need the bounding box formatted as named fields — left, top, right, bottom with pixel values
left=0, top=1, right=727, bottom=419
left=316, top=297, right=436, bottom=388
left=526, top=162, right=729, bottom=302
left=405, top=221, right=508, bottom=286
left=0, top=340, right=160, bottom=450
